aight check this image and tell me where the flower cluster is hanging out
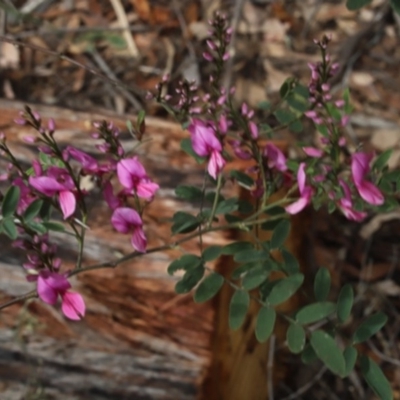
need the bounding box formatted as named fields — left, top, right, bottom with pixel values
left=0, top=107, right=159, bottom=319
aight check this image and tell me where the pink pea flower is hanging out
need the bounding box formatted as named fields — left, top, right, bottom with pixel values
left=337, top=179, right=367, bottom=221
left=351, top=153, right=384, bottom=206
left=303, top=147, right=324, bottom=158
left=263, top=143, right=287, bottom=172
left=37, top=271, right=85, bottom=320
left=111, top=207, right=147, bottom=252
left=285, top=163, right=313, bottom=214
left=188, top=119, right=226, bottom=179
left=66, top=146, right=99, bottom=174
left=12, top=178, right=37, bottom=213
left=117, top=157, right=159, bottom=200
left=103, top=181, right=122, bottom=210
left=29, top=167, right=76, bottom=219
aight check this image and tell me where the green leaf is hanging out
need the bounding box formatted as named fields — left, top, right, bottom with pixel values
left=310, top=330, right=346, bottom=376
left=391, top=0, right=400, bottom=15
left=373, top=149, right=393, bottom=171
left=180, top=138, right=206, bottom=163
left=202, top=246, right=222, bottom=261
left=270, top=219, right=290, bottom=249
left=232, top=262, right=259, bottom=280
left=230, top=170, right=254, bottom=188
left=175, top=185, right=203, bottom=201
left=353, top=312, right=388, bottom=344
left=296, top=302, right=336, bottom=324
left=346, top=0, right=372, bottom=11
left=287, top=323, right=305, bottom=354
left=286, top=92, right=309, bottom=113
left=171, top=211, right=200, bottom=234
left=242, top=264, right=269, bottom=290
left=279, top=78, right=292, bottom=99
left=27, top=221, right=47, bottom=234
left=23, top=199, right=43, bottom=222
left=282, top=249, right=300, bottom=274
left=360, top=355, right=393, bottom=400
left=255, top=307, right=276, bottom=342
left=39, top=201, right=52, bottom=220
left=275, top=109, right=296, bottom=125
left=314, top=268, right=331, bottom=301
left=343, top=346, right=358, bottom=377
left=337, top=283, right=354, bottom=323
left=268, top=273, right=304, bottom=305
left=167, top=254, right=202, bottom=275
left=215, top=198, right=239, bottom=215
left=222, top=241, right=253, bottom=255
left=301, top=344, right=318, bottom=365
left=234, top=249, right=268, bottom=263
left=229, top=290, right=250, bottom=330
left=194, top=272, right=224, bottom=303
left=289, top=120, right=303, bottom=133
left=2, top=218, right=18, bottom=239
left=175, top=265, right=205, bottom=294
left=42, top=221, right=65, bottom=232
left=2, top=185, right=20, bottom=217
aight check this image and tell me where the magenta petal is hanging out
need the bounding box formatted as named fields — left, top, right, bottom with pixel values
left=285, top=197, right=309, bottom=215
left=59, top=190, right=76, bottom=219
left=111, top=207, right=142, bottom=233
left=136, top=181, right=160, bottom=200
left=61, top=291, right=86, bottom=320
left=265, top=144, right=287, bottom=172
left=117, top=158, right=146, bottom=189
left=208, top=151, right=225, bottom=179
left=351, top=153, right=373, bottom=185
left=297, top=163, right=306, bottom=194
left=303, top=147, right=324, bottom=158
left=29, top=176, right=64, bottom=196
left=356, top=181, right=384, bottom=205
left=37, top=275, right=58, bottom=304
left=131, top=226, right=147, bottom=253
left=103, top=181, right=121, bottom=210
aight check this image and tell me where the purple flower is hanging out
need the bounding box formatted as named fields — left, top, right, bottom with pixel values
left=337, top=179, right=367, bottom=221
left=263, top=144, right=287, bottom=172
left=285, top=163, right=313, bottom=214
left=111, top=207, right=147, bottom=252
left=37, top=271, right=85, bottom=320
left=351, top=153, right=384, bottom=206
left=117, top=157, right=159, bottom=200
left=188, top=119, right=226, bottom=179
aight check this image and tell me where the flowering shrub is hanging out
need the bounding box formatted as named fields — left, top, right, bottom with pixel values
left=0, top=11, right=397, bottom=400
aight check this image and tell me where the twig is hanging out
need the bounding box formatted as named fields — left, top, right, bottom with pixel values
left=90, top=49, right=142, bottom=110
left=267, top=334, right=276, bottom=400
left=222, top=0, right=246, bottom=91
left=109, top=0, right=139, bottom=58
left=0, top=290, right=37, bottom=311
left=0, top=35, right=143, bottom=104
left=280, top=366, right=327, bottom=400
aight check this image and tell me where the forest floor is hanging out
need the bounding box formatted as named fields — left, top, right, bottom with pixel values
left=0, top=0, right=400, bottom=399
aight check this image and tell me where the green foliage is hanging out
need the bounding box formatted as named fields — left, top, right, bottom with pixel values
left=282, top=249, right=300, bottom=274
left=343, top=346, right=357, bottom=377
left=314, top=267, right=331, bottom=301
left=222, top=241, right=253, bottom=255
left=270, top=219, right=290, bottom=249
left=352, top=312, right=388, bottom=344
left=255, top=306, right=276, bottom=342
left=242, top=263, right=269, bottom=290
left=296, top=302, right=336, bottom=324
left=171, top=211, right=200, bottom=234
left=229, top=290, right=250, bottom=330
left=360, top=355, right=393, bottom=400
left=2, top=217, right=18, bottom=239
left=175, top=185, right=203, bottom=201
left=23, top=199, right=44, bottom=222
left=2, top=185, right=20, bottom=217
left=267, top=273, right=304, bottom=305
left=373, top=150, right=393, bottom=172
left=234, top=249, right=268, bottom=263
left=391, top=0, right=400, bottom=15
left=310, top=330, right=345, bottom=376
left=346, top=0, right=372, bottom=11
left=337, top=283, right=354, bottom=323
left=230, top=170, right=254, bottom=188
left=215, top=198, right=239, bottom=215
left=194, top=272, right=224, bottom=303
left=167, top=254, right=202, bottom=275
left=202, top=246, right=222, bottom=261
left=175, top=265, right=204, bottom=294
left=301, top=344, right=318, bottom=365
left=287, top=323, right=305, bottom=353
left=42, top=221, right=65, bottom=232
